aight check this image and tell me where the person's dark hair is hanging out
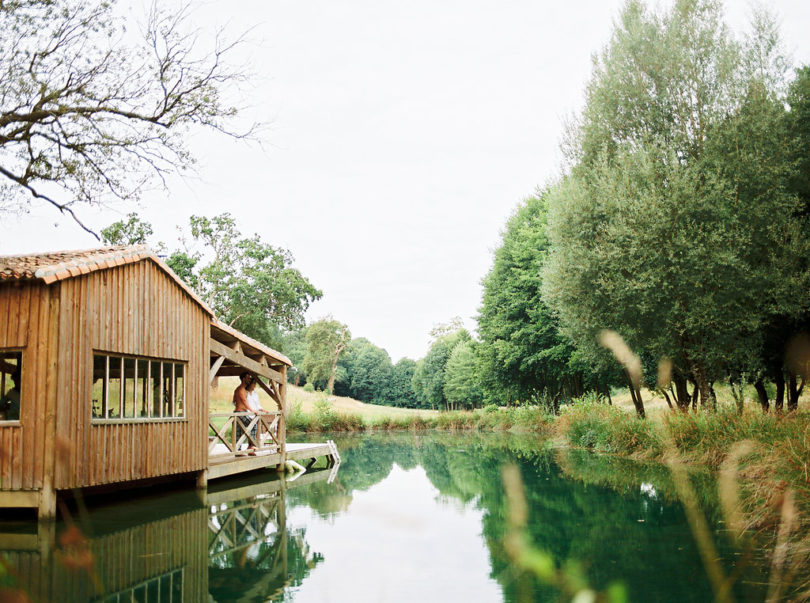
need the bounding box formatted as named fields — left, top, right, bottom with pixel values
left=239, top=372, right=251, bottom=383
left=10, top=370, right=20, bottom=387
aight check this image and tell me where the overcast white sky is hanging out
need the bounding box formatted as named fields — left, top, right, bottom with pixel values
left=2, top=1, right=809, bottom=362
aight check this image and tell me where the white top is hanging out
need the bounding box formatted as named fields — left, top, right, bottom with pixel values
left=246, top=390, right=262, bottom=413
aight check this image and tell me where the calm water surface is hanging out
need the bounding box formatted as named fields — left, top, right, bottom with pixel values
left=0, top=433, right=770, bottom=602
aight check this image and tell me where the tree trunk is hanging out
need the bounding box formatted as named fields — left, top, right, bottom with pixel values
left=687, top=357, right=714, bottom=411
left=672, top=373, right=691, bottom=412
left=661, top=389, right=674, bottom=410
left=690, top=379, right=699, bottom=411
left=788, top=374, right=803, bottom=412
left=754, top=379, right=770, bottom=412
left=327, top=364, right=337, bottom=395
left=626, top=371, right=645, bottom=418
left=775, top=371, right=785, bottom=413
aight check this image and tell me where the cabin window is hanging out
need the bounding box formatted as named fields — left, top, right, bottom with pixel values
left=92, top=352, right=187, bottom=422
left=0, top=350, right=22, bottom=423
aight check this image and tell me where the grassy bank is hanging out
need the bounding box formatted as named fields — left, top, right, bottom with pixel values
left=213, top=377, right=809, bottom=518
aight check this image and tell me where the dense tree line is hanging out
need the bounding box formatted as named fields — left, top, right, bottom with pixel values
left=285, top=317, right=486, bottom=411
left=478, top=0, right=810, bottom=416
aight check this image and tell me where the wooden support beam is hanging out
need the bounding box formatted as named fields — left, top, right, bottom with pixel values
left=209, top=356, right=226, bottom=385
left=255, top=377, right=282, bottom=409
left=210, top=338, right=284, bottom=383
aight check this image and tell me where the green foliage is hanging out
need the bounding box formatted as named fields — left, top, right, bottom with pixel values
left=101, top=213, right=156, bottom=247
left=286, top=401, right=310, bottom=431
left=442, top=340, right=483, bottom=410
left=180, top=214, right=322, bottom=346
left=477, top=194, right=616, bottom=409
left=561, top=402, right=663, bottom=456
left=281, top=328, right=309, bottom=385
left=542, top=0, right=810, bottom=409
left=301, top=317, right=350, bottom=393
left=388, top=358, right=418, bottom=407
left=302, top=383, right=315, bottom=393
left=101, top=213, right=320, bottom=351
left=412, top=328, right=471, bottom=410
left=337, top=338, right=393, bottom=404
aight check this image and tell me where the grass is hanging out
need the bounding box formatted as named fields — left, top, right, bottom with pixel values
left=210, top=377, right=438, bottom=418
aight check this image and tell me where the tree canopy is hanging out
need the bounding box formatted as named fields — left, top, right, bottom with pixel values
left=102, top=212, right=320, bottom=349
left=301, top=317, right=351, bottom=394
left=542, top=0, right=810, bottom=413
left=477, top=194, right=612, bottom=410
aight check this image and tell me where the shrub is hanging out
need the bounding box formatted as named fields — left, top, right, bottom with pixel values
left=303, top=382, right=315, bottom=392
left=286, top=401, right=309, bottom=431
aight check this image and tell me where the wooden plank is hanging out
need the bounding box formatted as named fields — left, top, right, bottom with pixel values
left=28, top=286, right=45, bottom=490
left=285, top=443, right=332, bottom=462
left=209, top=356, right=225, bottom=385
left=207, top=451, right=283, bottom=480
left=0, top=489, right=39, bottom=508
left=39, top=286, right=60, bottom=518
left=209, top=338, right=283, bottom=382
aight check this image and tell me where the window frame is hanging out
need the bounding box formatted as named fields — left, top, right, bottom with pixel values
left=91, top=351, right=187, bottom=425
left=0, top=348, right=23, bottom=427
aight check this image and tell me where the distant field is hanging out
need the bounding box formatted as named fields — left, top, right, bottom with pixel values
left=209, top=376, right=438, bottom=419
left=210, top=376, right=803, bottom=418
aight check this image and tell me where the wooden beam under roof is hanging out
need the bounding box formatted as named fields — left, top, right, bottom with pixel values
left=210, top=338, right=284, bottom=383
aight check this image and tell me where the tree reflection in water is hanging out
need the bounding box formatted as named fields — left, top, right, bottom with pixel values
left=287, top=433, right=770, bottom=603
left=0, top=435, right=778, bottom=602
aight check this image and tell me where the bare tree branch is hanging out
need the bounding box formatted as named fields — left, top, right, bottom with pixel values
left=0, top=0, right=259, bottom=234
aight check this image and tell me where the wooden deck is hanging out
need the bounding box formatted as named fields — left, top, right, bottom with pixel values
left=207, top=441, right=340, bottom=481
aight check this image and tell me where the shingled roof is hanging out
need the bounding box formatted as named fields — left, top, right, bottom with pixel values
left=0, top=245, right=213, bottom=316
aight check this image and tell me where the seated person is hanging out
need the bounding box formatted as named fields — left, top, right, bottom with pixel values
left=0, top=370, right=21, bottom=421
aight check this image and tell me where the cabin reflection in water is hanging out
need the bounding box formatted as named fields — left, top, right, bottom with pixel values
left=0, top=468, right=334, bottom=602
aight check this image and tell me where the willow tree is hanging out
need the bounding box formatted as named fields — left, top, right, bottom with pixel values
left=543, top=0, right=808, bottom=411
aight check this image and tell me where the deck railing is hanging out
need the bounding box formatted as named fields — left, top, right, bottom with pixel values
left=208, top=411, right=285, bottom=459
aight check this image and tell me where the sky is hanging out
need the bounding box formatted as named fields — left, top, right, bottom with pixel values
left=2, top=0, right=810, bottom=362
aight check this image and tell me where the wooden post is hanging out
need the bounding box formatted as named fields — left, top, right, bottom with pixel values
left=40, top=287, right=60, bottom=520
left=38, top=484, right=56, bottom=521
left=196, top=469, right=207, bottom=490
left=277, top=366, right=287, bottom=473
left=37, top=519, right=56, bottom=561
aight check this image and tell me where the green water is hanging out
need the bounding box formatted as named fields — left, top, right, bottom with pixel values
left=0, top=433, right=771, bottom=602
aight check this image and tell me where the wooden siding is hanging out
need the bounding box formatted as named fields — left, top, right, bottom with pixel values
left=3, top=508, right=207, bottom=602
left=53, top=260, right=209, bottom=490
left=0, top=281, right=58, bottom=492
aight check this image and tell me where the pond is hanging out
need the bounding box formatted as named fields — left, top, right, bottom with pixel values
left=0, top=433, right=771, bottom=602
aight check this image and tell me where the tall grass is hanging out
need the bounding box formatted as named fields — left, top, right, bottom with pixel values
left=286, top=403, right=556, bottom=433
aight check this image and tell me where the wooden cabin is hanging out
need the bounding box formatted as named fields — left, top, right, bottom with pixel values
left=0, top=246, right=335, bottom=520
